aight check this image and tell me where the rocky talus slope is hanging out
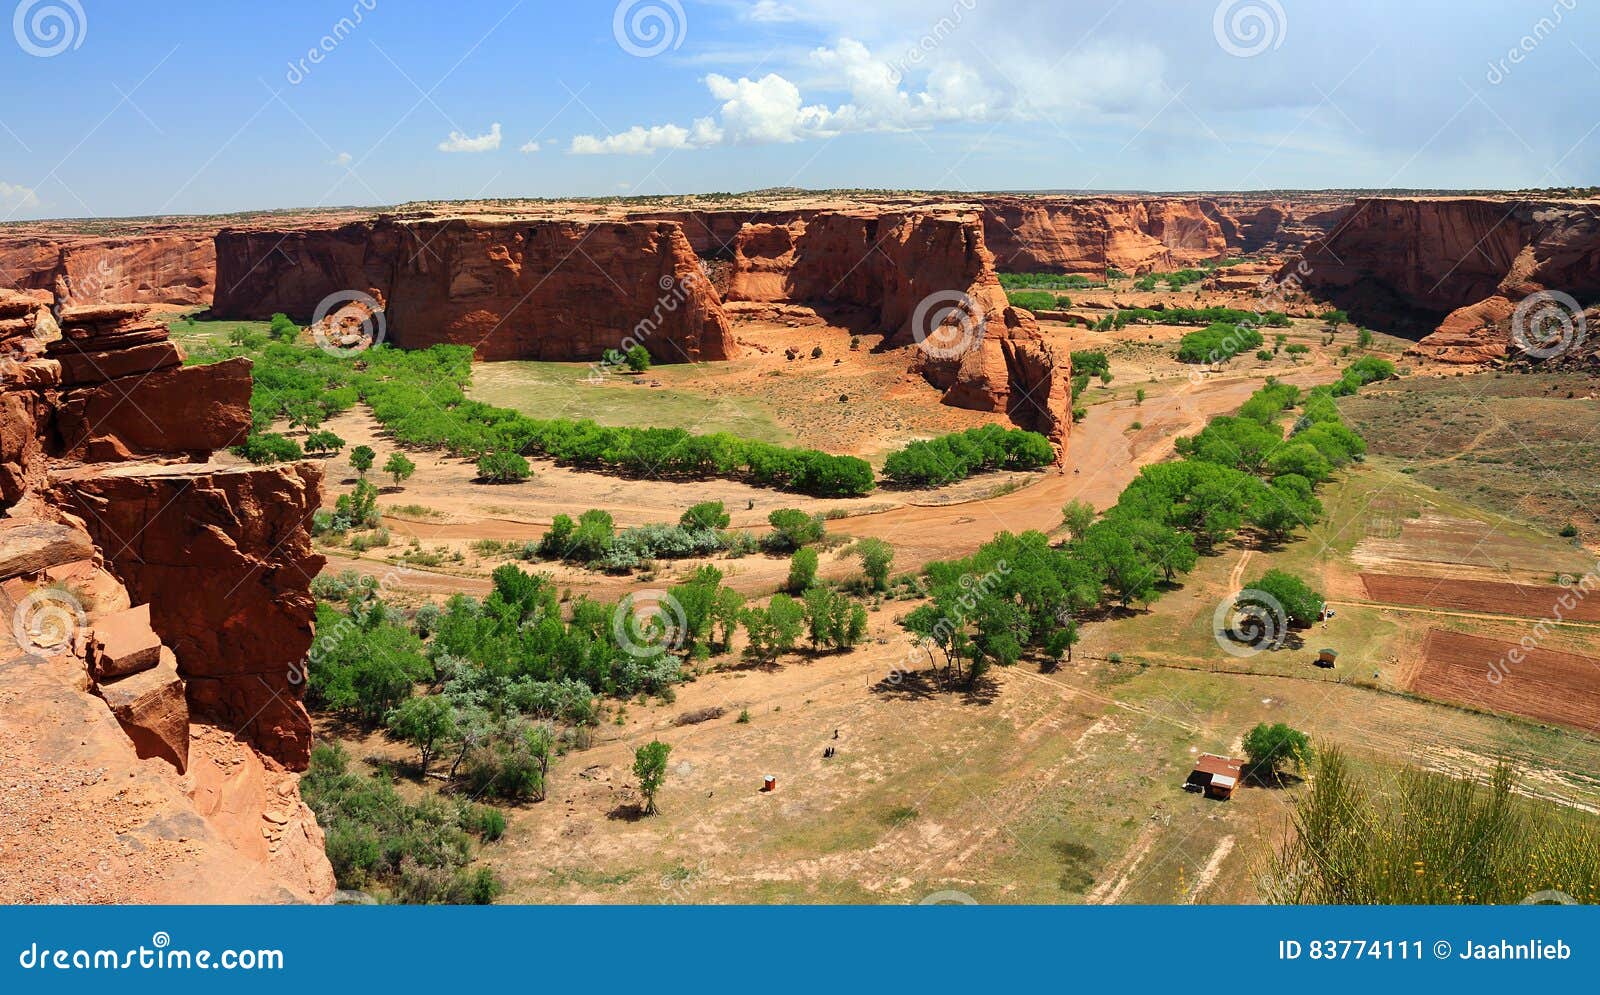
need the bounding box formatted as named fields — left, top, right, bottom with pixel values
left=0, top=291, right=333, bottom=904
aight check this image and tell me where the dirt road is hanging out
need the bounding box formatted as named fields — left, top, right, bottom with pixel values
left=841, top=368, right=1331, bottom=569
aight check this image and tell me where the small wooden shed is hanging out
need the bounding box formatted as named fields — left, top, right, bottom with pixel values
left=1186, top=754, right=1247, bottom=800
left=1316, top=648, right=1339, bottom=667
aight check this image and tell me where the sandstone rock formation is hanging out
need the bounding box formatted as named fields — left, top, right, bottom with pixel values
left=212, top=217, right=739, bottom=363
left=1289, top=197, right=1600, bottom=358
left=0, top=232, right=215, bottom=308
left=0, top=288, right=332, bottom=903
left=726, top=208, right=1071, bottom=446
left=975, top=196, right=1242, bottom=275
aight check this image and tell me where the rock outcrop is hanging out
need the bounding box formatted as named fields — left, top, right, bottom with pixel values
left=0, top=232, right=216, bottom=308
left=975, top=196, right=1243, bottom=275
left=1289, top=197, right=1600, bottom=356
left=727, top=209, right=1072, bottom=445
left=212, top=217, right=739, bottom=363
left=0, top=288, right=332, bottom=903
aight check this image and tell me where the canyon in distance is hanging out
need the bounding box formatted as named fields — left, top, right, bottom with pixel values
left=3, top=185, right=1599, bottom=906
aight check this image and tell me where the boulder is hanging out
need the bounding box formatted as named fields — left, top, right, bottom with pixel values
left=0, top=517, right=95, bottom=579
left=88, top=603, right=163, bottom=679
left=97, top=646, right=189, bottom=773
left=52, top=340, right=183, bottom=385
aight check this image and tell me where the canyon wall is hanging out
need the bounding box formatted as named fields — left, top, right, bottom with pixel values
left=0, top=291, right=332, bottom=903
left=726, top=209, right=1071, bottom=445
left=1288, top=198, right=1600, bottom=359
left=973, top=196, right=1245, bottom=275
left=212, top=218, right=739, bottom=363
left=0, top=232, right=215, bottom=308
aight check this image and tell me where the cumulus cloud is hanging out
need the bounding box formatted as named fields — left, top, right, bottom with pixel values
left=437, top=122, right=502, bottom=153
left=571, top=118, right=723, bottom=156
left=329, top=151, right=354, bottom=167
left=0, top=181, right=39, bottom=210
left=519, top=139, right=542, bottom=153
left=569, top=38, right=1005, bottom=155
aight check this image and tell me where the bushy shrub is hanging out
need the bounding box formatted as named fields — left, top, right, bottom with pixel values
left=763, top=509, right=825, bottom=553
left=882, top=424, right=1055, bottom=487
left=233, top=432, right=304, bottom=464
left=1176, top=323, right=1265, bottom=364
left=476, top=451, right=530, bottom=483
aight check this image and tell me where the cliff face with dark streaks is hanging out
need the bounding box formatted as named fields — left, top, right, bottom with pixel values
left=974, top=197, right=1242, bottom=275
left=212, top=217, right=739, bottom=363
left=0, top=233, right=215, bottom=307
left=1288, top=198, right=1600, bottom=357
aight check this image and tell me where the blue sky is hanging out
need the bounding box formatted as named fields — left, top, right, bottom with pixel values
left=0, top=0, right=1596, bottom=220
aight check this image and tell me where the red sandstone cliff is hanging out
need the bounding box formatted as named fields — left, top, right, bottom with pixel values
left=0, top=291, right=332, bottom=903
left=1288, top=197, right=1600, bottom=359
left=0, top=232, right=215, bottom=308
left=726, top=209, right=1071, bottom=446
left=974, top=197, right=1242, bottom=275
left=212, top=218, right=739, bottom=363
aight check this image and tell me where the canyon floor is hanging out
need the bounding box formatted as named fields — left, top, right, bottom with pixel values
left=169, top=278, right=1600, bottom=905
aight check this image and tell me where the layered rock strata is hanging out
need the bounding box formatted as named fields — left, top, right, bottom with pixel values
left=0, top=289, right=332, bottom=903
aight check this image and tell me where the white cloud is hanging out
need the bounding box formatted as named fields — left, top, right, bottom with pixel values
left=329, top=151, right=354, bottom=167
left=569, top=38, right=1004, bottom=155
left=572, top=124, right=689, bottom=156
left=519, top=139, right=542, bottom=153
left=0, top=181, right=38, bottom=210
left=437, top=122, right=502, bottom=153
left=746, top=0, right=801, bottom=22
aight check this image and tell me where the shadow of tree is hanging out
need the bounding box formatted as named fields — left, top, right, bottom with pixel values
left=606, top=803, right=646, bottom=822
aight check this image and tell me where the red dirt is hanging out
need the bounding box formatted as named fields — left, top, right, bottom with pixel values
left=1415, top=629, right=1600, bottom=731
left=1360, top=573, right=1600, bottom=623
